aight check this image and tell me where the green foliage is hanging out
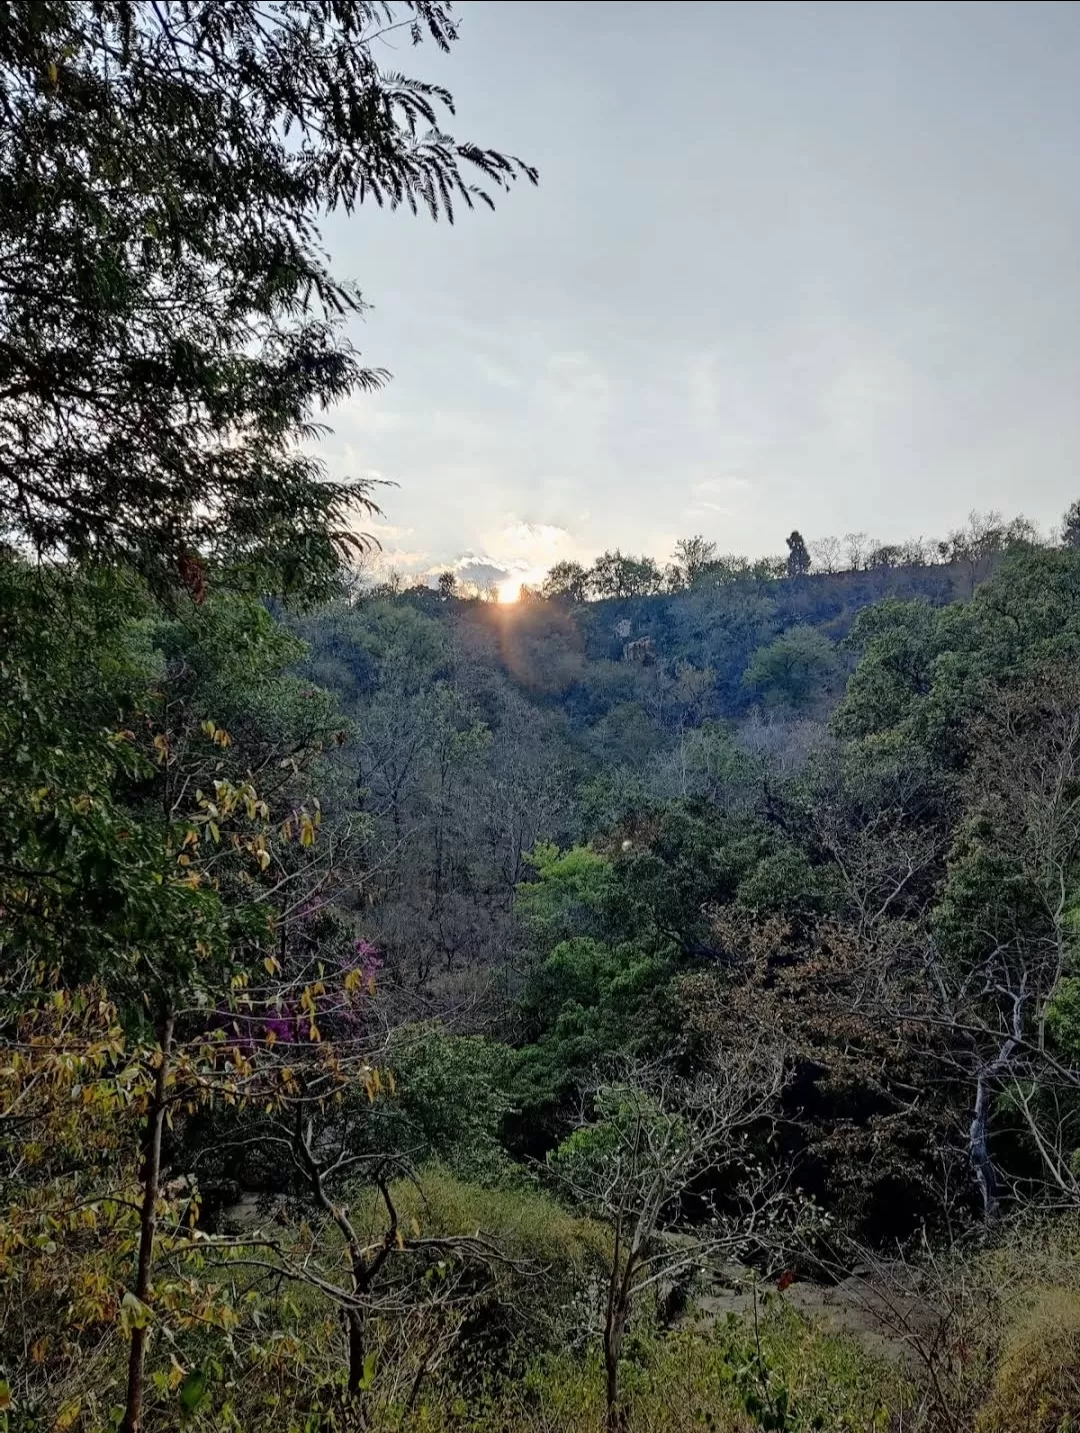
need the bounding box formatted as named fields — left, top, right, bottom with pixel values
left=835, top=548, right=1080, bottom=755
left=383, top=1024, right=515, bottom=1183
left=589, top=550, right=664, bottom=599
left=546, top=1081, right=693, bottom=1214
left=734, top=846, right=824, bottom=919
left=832, top=599, right=939, bottom=739
left=609, top=803, right=776, bottom=952
left=517, top=845, right=615, bottom=951
left=542, top=560, right=591, bottom=603
left=677, top=721, right=763, bottom=803
left=785, top=531, right=811, bottom=581
left=0, top=1, right=535, bottom=596
left=0, top=560, right=240, bottom=998
left=743, top=627, right=839, bottom=712
left=1064, top=498, right=1080, bottom=550
left=512, top=938, right=675, bottom=1119
left=1047, top=976, right=1080, bottom=1062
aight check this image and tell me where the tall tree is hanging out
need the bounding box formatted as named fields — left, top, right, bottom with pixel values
left=1063, top=498, right=1080, bottom=549
left=0, top=1, right=536, bottom=596
left=671, top=534, right=717, bottom=588
left=589, top=550, right=663, bottom=599
left=541, top=559, right=590, bottom=603
left=785, top=530, right=811, bottom=579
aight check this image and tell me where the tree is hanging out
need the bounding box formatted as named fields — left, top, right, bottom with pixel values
left=1063, top=498, right=1080, bottom=550
left=844, top=532, right=869, bottom=571
left=547, top=1051, right=788, bottom=1432
left=437, top=570, right=459, bottom=600
left=867, top=544, right=903, bottom=570
left=541, top=560, right=590, bottom=603
left=924, top=671, right=1080, bottom=1215
left=785, top=531, right=811, bottom=580
left=809, top=535, right=843, bottom=574
left=0, top=2, right=536, bottom=596
left=589, top=550, right=664, bottom=599
left=0, top=556, right=386, bottom=1430
left=671, top=534, right=718, bottom=588
left=743, top=626, right=839, bottom=712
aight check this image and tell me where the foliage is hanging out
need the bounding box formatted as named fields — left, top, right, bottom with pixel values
left=511, top=939, right=676, bottom=1129
left=785, top=532, right=811, bottom=581
left=588, top=551, right=664, bottom=600
left=542, top=561, right=591, bottom=603
left=382, top=1025, right=515, bottom=1183
left=743, top=628, right=839, bottom=713
left=1064, top=497, right=1080, bottom=550
left=977, top=1287, right=1080, bottom=1432
left=516, top=845, right=616, bottom=951
left=0, top=0, right=534, bottom=596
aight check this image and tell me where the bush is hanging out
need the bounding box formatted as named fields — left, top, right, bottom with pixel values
left=977, top=1287, right=1080, bottom=1432
left=365, top=1299, right=900, bottom=1433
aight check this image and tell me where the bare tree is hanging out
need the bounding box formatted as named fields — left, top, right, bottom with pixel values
left=804, top=743, right=949, bottom=939
left=195, top=1034, right=535, bottom=1409
left=809, top=535, right=843, bottom=575
left=843, top=532, right=869, bottom=572
left=867, top=673, right=1080, bottom=1216
left=547, top=1046, right=788, bottom=1432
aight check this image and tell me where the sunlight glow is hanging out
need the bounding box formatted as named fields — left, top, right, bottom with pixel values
left=496, top=565, right=550, bottom=603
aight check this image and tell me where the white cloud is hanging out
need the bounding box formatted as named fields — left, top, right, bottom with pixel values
left=691, top=476, right=753, bottom=496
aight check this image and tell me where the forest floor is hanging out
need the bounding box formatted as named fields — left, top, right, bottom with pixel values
left=689, top=1267, right=937, bottom=1366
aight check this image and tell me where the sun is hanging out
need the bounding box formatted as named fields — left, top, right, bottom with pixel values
left=497, top=576, right=524, bottom=604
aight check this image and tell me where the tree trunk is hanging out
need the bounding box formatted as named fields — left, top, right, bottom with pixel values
left=970, top=1031, right=1018, bottom=1221
left=346, top=1308, right=366, bottom=1399
left=121, top=1013, right=174, bottom=1433
left=603, top=1297, right=627, bottom=1433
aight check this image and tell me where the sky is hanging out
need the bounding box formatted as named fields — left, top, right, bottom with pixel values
left=318, top=1, right=1080, bottom=594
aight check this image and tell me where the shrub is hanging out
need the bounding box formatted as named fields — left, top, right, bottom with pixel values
left=977, top=1287, right=1080, bottom=1432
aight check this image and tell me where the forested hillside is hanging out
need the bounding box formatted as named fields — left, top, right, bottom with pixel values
left=4, top=5, right=1080, bottom=1432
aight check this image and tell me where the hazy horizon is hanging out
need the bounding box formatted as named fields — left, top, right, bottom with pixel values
left=316, top=0, right=1080, bottom=591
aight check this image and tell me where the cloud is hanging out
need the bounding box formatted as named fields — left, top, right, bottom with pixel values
left=477, top=520, right=583, bottom=564
left=688, top=500, right=736, bottom=516
left=368, top=520, right=416, bottom=543
left=449, top=558, right=511, bottom=589
left=692, top=475, right=752, bottom=496
left=402, top=522, right=600, bottom=595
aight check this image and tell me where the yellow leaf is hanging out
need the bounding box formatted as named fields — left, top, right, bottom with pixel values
left=57, top=1396, right=81, bottom=1430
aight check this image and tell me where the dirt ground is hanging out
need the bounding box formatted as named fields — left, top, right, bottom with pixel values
left=688, top=1265, right=940, bottom=1366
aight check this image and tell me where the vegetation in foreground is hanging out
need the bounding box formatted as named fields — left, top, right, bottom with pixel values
left=2, top=4, right=1080, bottom=1432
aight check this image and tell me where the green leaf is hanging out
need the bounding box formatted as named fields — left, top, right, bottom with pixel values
left=179, top=1367, right=208, bottom=1413
left=359, top=1349, right=378, bottom=1391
